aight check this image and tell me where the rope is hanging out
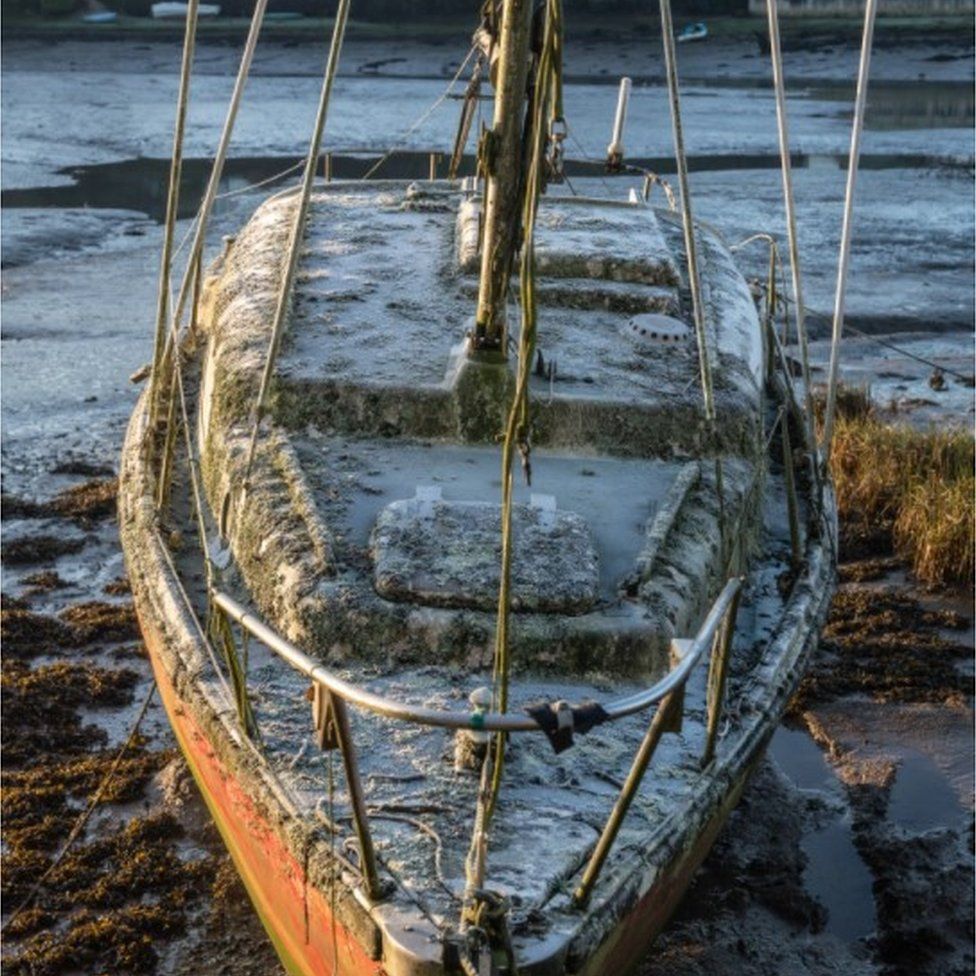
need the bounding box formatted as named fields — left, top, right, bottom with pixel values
left=361, top=46, right=478, bottom=182
left=843, top=324, right=972, bottom=383
left=213, top=159, right=305, bottom=200
left=658, top=0, right=714, bottom=424
left=460, top=2, right=562, bottom=960
left=486, top=0, right=562, bottom=824
left=368, top=811, right=459, bottom=903
left=729, top=236, right=973, bottom=386
left=822, top=0, right=879, bottom=460
left=148, top=0, right=200, bottom=430
left=157, top=240, right=259, bottom=737
left=242, top=0, right=352, bottom=483
left=0, top=682, right=157, bottom=934
left=160, top=0, right=270, bottom=372
left=449, top=51, right=485, bottom=180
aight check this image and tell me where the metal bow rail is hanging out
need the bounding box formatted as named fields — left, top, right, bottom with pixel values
left=211, top=577, right=742, bottom=905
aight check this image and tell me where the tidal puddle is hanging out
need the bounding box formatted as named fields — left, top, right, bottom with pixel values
left=888, top=747, right=967, bottom=832
left=808, top=80, right=974, bottom=131
left=769, top=725, right=877, bottom=941
left=2, top=148, right=967, bottom=223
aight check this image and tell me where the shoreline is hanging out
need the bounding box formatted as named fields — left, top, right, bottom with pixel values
left=4, top=12, right=974, bottom=44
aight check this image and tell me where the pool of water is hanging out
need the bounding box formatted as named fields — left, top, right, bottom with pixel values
left=769, top=725, right=878, bottom=941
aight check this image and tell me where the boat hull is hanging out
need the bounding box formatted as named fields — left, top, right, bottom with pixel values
left=139, top=606, right=382, bottom=976
left=120, top=184, right=837, bottom=974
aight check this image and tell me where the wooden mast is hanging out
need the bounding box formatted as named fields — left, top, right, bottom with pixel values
left=471, top=0, right=534, bottom=355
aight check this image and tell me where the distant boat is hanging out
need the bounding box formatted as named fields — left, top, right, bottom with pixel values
left=677, top=21, right=708, bottom=43
left=81, top=9, right=117, bottom=21
left=151, top=2, right=220, bottom=18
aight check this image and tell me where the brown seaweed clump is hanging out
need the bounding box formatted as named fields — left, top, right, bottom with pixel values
left=1, top=478, right=117, bottom=526
left=1, top=607, right=73, bottom=658
left=1, top=652, right=215, bottom=975
left=790, top=587, right=970, bottom=713
left=19, top=570, right=70, bottom=592
left=4, top=816, right=218, bottom=976
left=1, top=599, right=140, bottom=656
left=103, top=575, right=132, bottom=596
left=2, top=533, right=86, bottom=565
left=59, top=600, right=140, bottom=645
left=48, top=477, right=118, bottom=523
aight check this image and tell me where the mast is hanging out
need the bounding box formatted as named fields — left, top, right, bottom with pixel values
left=471, top=0, right=535, bottom=355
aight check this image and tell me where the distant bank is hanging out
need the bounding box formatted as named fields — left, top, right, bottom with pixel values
left=2, top=8, right=974, bottom=44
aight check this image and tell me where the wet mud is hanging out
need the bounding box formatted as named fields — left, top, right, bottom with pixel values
left=1, top=450, right=971, bottom=976
left=0, top=469, right=258, bottom=976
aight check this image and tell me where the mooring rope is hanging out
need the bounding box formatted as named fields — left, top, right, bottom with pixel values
left=242, top=0, right=352, bottom=483
left=822, top=0, right=879, bottom=459
left=0, top=681, right=157, bottom=935
left=148, top=0, right=200, bottom=430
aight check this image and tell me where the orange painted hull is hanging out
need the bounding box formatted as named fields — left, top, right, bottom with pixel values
left=140, top=616, right=385, bottom=976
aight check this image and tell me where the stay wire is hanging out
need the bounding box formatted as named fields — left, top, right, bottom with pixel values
left=361, top=45, right=478, bottom=182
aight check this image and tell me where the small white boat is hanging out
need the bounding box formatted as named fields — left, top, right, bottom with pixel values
left=677, top=21, right=708, bottom=43
left=82, top=10, right=118, bottom=22
left=151, top=1, right=220, bottom=18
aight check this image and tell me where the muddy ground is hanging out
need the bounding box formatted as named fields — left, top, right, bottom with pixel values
left=1, top=26, right=973, bottom=976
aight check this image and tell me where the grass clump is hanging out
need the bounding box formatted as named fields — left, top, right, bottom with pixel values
left=823, top=387, right=974, bottom=586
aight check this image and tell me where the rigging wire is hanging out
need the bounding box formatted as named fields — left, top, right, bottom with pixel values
left=822, top=0, right=879, bottom=459
left=242, top=0, right=353, bottom=483
left=161, top=0, right=270, bottom=375
left=658, top=0, right=714, bottom=422
left=765, top=0, right=818, bottom=464
left=148, top=0, right=200, bottom=428
left=361, top=46, right=478, bottom=182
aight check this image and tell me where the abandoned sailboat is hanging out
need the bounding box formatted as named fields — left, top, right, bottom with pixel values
left=118, top=0, right=872, bottom=971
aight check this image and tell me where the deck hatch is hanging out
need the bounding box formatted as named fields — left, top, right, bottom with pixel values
left=370, top=490, right=600, bottom=613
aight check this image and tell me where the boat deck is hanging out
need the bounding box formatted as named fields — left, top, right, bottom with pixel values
left=198, top=181, right=766, bottom=676
left=219, top=183, right=766, bottom=456
left=213, top=476, right=802, bottom=968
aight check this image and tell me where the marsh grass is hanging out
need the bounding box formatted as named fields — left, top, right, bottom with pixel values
left=821, top=386, right=974, bottom=586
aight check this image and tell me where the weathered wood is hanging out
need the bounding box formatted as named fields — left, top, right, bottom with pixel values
left=702, top=585, right=742, bottom=767
left=573, top=688, right=682, bottom=907
left=473, top=0, right=534, bottom=352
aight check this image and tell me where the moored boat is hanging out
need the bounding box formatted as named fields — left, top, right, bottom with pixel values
left=119, top=0, right=876, bottom=971
left=151, top=1, right=220, bottom=18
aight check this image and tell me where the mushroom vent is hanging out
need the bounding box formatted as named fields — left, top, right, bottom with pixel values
left=621, top=313, right=690, bottom=350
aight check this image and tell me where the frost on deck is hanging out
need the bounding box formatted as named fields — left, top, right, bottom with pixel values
left=237, top=481, right=798, bottom=962
left=195, top=179, right=768, bottom=680
left=171, top=176, right=826, bottom=969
